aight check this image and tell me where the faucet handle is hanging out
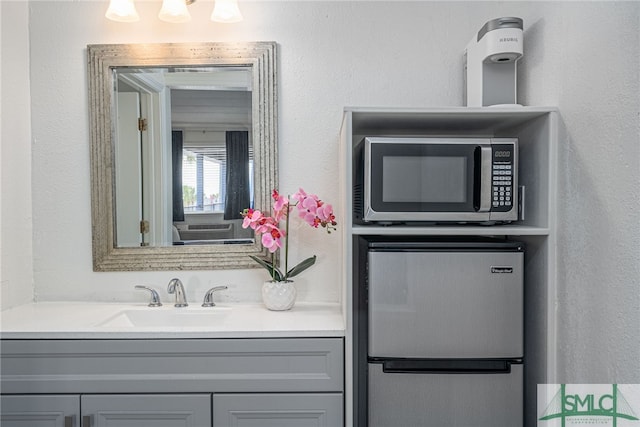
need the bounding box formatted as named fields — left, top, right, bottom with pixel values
left=202, top=285, right=228, bottom=307
left=134, top=285, right=162, bottom=307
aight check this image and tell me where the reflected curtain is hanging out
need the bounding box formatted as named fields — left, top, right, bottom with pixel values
left=224, top=131, right=250, bottom=220
left=172, top=130, right=185, bottom=222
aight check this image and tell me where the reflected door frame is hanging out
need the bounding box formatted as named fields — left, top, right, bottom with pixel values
left=115, top=77, right=172, bottom=247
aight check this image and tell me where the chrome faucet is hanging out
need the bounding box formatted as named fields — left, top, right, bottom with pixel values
left=167, top=278, right=188, bottom=307
left=202, top=285, right=228, bottom=307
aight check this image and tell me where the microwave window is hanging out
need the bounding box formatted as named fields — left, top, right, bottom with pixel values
left=382, top=156, right=467, bottom=203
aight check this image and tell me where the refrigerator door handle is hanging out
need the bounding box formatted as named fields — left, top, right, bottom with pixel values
left=379, top=359, right=517, bottom=374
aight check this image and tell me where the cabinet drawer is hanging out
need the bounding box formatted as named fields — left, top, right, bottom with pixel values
left=82, top=394, right=211, bottom=426
left=0, top=338, right=343, bottom=394
left=213, top=393, right=344, bottom=427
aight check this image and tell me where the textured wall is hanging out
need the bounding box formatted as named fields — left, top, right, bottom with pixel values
left=548, top=4, right=640, bottom=384
left=4, top=1, right=639, bottom=383
left=1, top=1, right=34, bottom=310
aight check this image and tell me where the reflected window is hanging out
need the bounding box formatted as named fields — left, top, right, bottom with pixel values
left=181, top=148, right=253, bottom=213
left=182, top=148, right=224, bottom=212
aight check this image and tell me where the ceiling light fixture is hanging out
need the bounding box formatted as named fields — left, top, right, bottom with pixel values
left=105, top=0, right=243, bottom=23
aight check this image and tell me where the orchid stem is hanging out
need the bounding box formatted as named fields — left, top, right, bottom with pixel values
left=271, top=252, right=276, bottom=281
left=284, top=200, right=291, bottom=279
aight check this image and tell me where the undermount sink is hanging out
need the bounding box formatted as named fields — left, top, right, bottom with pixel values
left=98, top=307, right=232, bottom=328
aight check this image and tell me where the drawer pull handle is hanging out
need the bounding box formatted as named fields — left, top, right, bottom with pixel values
left=82, top=415, right=92, bottom=427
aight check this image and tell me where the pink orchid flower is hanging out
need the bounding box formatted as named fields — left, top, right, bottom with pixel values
left=241, top=188, right=337, bottom=281
left=271, top=190, right=289, bottom=221
left=261, top=232, right=282, bottom=253
left=291, top=188, right=307, bottom=202
left=316, top=204, right=329, bottom=220
left=242, top=209, right=263, bottom=230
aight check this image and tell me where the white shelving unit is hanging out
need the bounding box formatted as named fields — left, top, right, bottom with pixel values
left=339, top=106, right=559, bottom=427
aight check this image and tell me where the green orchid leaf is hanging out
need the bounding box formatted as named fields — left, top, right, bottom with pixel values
left=249, top=255, right=283, bottom=282
left=285, top=255, right=317, bottom=279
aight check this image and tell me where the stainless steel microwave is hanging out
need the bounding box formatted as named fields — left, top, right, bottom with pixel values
left=354, top=137, right=521, bottom=224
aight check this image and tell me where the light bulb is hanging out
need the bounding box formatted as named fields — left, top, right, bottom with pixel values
left=105, top=0, right=140, bottom=22
left=159, top=0, right=191, bottom=23
left=211, top=0, right=243, bottom=23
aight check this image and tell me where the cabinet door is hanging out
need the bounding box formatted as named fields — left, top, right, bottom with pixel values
left=0, top=395, right=79, bottom=427
left=81, top=394, right=211, bottom=427
left=213, top=393, right=343, bottom=427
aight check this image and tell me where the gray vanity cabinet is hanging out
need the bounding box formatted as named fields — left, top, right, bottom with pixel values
left=1, top=394, right=211, bottom=427
left=0, top=338, right=344, bottom=427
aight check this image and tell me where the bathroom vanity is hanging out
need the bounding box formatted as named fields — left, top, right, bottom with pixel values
left=0, top=303, right=345, bottom=427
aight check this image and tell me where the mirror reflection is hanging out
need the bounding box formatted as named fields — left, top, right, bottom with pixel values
left=113, top=67, right=255, bottom=247
left=87, top=42, right=278, bottom=271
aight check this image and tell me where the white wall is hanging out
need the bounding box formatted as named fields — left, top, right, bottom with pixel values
left=2, top=1, right=638, bottom=383
left=545, top=3, right=640, bottom=384
left=1, top=1, right=34, bottom=310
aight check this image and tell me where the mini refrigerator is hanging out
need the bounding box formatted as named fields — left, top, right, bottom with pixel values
left=355, top=237, right=524, bottom=427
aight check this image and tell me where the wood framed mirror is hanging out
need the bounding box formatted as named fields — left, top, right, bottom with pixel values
left=87, top=42, right=277, bottom=271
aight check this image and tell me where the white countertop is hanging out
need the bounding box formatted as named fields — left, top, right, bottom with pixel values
left=0, top=302, right=345, bottom=339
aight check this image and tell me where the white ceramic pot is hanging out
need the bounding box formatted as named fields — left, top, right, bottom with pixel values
left=262, top=280, right=296, bottom=311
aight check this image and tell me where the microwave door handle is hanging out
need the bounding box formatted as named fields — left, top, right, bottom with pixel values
left=478, top=146, right=492, bottom=212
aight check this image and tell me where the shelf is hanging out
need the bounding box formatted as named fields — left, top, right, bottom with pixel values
left=346, top=106, right=558, bottom=137
left=350, top=225, right=550, bottom=237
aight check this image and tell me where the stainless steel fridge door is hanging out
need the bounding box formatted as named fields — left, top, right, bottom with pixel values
left=368, top=362, right=523, bottom=427
left=368, top=250, right=523, bottom=359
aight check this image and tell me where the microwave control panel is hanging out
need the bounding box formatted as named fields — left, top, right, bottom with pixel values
left=491, top=144, right=515, bottom=211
